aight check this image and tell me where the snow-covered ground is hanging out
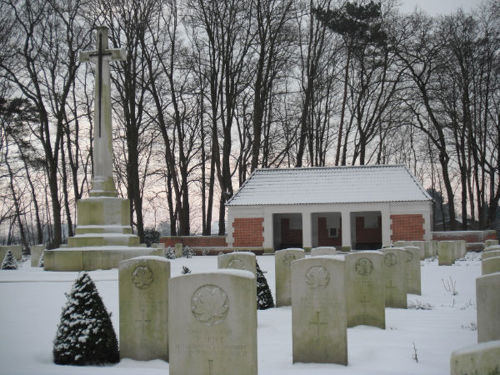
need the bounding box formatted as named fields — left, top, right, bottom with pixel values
left=0, top=253, right=481, bottom=375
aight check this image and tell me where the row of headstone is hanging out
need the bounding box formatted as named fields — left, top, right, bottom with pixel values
left=438, top=240, right=466, bottom=266
left=117, top=247, right=422, bottom=369
left=119, top=255, right=258, bottom=375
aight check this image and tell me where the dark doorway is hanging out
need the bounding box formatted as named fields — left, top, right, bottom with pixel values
left=311, top=212, right=342, bottom=248
left=350, top=211, right=382, bottom=250
left=273, top=213, right=303, bottom=250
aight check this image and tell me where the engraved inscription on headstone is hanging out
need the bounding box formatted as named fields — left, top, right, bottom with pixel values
left=132, top=265, right=154, bottom=289
left=305, top=266, right=330, bottom=289
left=384, top=252, right=397, bottom=267
left=191, top=285, right=229, bottom=327
left=355, top=257, right=374, bottom=276
left=309, top=311, right=328, bottom=338
left=228, top=259, right=245, bottom=270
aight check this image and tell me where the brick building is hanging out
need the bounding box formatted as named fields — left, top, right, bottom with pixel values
left=226, top=165, right=432, bottom=251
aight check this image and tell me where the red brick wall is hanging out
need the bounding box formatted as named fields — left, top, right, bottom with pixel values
left=317, top=217, right=341, bottom=246
left=160, top=236, right=227, bottom=247
left=391, top=214, right=425, bottom=241
left=281, top=218, right=303, bottom=248
left=233, top=218, right=264, bottom=247
left=432, top=230, right=497, bottom=243
left=356, top=216, right=382, bottom=244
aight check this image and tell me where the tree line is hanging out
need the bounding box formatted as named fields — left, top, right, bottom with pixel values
left=0, top=0, right=498, bottom=251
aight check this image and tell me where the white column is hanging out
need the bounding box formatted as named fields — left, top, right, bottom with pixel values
left=381, top=207, right=391, bottom=247
left=341, top=210, right=351, bottom=249
left=302, top=210, right=312, bottom=249
left=263, top=210, right=273, bottom=249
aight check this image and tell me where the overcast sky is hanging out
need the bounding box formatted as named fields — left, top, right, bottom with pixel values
left=399, top=0, right=485, bottom=15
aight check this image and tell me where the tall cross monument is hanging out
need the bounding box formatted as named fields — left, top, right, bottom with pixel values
left=43, top=26, right=158, bottom=272
left=80, top=26, right=126, bottom=197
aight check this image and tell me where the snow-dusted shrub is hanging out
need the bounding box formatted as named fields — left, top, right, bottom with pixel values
left=256, top=261, right=274, bottom=310
left=183, top=246, right=194, bottom=258
left=165, top=246, right=175, bottom=259
left=53, top=273, right=119, bottom=365
left=38, top=251, right=44, bottom=268
left=408, top=299, right=433, bottom=310
left=1, top=250, right=17, bottom=270
left=181, top=266, right=191, bottom=274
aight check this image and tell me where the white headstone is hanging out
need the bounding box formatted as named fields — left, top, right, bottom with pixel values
left=476, top=272, right=500, bottom=343
left=30, top=245, right=45, bottom=267
left=291, top=257, right=347, bottom=365
left=457, top=240, right=467, bottom=258
left=174, top=243, right=183, bottom=258
left=119, top=256, right=170, bottom=360
left=482, top=250, right=500, bottom=260
left=218, top=252, right=256, bottom=276
left=275, top=248, right=305, bottom=306
left=482, top=256, right=500, bottom=275
left=382, top=248, right=407, bottom=308
left=403, top=246, right=421, bottom=295
left=345, top=251, right=385, bottom=329
left=485, top=245, right=500, bottom=252
left=169, top=270, right=257, bottom=375
left=310, top=247, right=337, bottom=257
left=438, top=241, right=455, bottom=265
left=450, top=340, right=500, bottom=375
left=484, top=239, right=499, bottom=248
left=410, top=241, right=426, bottom=260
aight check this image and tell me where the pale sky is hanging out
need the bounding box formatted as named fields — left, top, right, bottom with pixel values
left=399, top=0, right=486, bottom=15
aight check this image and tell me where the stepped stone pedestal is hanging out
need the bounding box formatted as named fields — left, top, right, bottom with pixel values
left=44, top=197, right=160, bottom=271
left=44, top=26, right=159, bottom=271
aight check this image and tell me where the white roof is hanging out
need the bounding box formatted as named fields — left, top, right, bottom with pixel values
left=226, top=165, right=431, bottom=206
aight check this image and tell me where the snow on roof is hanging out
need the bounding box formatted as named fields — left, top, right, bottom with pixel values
left=226, top=165, right=431, bottom=206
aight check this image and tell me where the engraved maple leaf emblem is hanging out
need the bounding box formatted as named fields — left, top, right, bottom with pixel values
left=305, top=266, right=330, bottom=288
left=191, top=285, right=229, bottom=326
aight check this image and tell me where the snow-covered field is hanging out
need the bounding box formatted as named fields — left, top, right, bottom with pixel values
left=0, top=253, right=481, bottom=375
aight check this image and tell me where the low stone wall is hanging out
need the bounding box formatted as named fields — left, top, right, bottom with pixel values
left=160, top=235, right=227, bottom=248
left=432, top=230, right=497, bottom=252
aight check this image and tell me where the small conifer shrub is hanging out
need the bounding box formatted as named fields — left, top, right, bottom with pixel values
left=53, top=273, right=119, bottom=365
left=1, top=250, right=17, bottom=270
left=256, top=261, right=274, bottom=310
left=165, top=246, right=176, bottom=259
left=181, top=265, right=191, bottom=274
left=183, top=246, right=195, bottom=258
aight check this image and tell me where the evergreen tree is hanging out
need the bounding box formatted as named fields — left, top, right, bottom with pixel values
left=165, top=246, right=176, bottom=259
left=256, top=261, right=274, bottom=310
left=53, top=273, right=119, bottom=365
left=143, top=228, right=160, bottom=247
left=183, top=246, right=194, bottom=258
left=1, top=250, right=17, bottom=270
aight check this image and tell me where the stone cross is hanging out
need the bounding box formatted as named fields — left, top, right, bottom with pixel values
left=80, top=26, right=126, bottom=197
left=309, top=311, right=328, bottom=337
